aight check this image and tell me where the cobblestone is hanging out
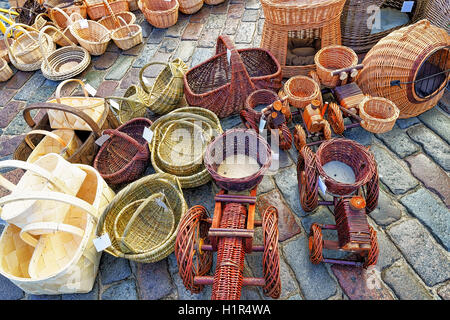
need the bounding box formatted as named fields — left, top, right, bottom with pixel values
left=99, top=254, right=132, bottom=285
left=101, top=279, right=138, bottom=300
left=418, top=107, right=450, bottom=144
left=136, top=260, right=173, bottom=300
left=368, top=189, right=403, bottom=226
left=376, top=125, right=420, bottom=158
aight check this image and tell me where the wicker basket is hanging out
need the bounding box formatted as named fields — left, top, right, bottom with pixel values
left=32, top=12, right=52, bottom=31
left=358, top=96, right=399, bottom=134
left=0, top=158, right=115, bottom=295
left=24, top=129, right=82, bottom=163
left=139, top=58, right=188, bottom=115
left=105, top=85, right=148, bottom=124
left=422, top=0, right=450, bottom=33
left=39, top=26, right=91, bottom=81
left=150, top=107, right=223, bottom=188
left=0, top=38, right=14, bottom=63
left=241, top=89, right=279, bottom=130
left=283, top=75, right=322, bottom=109
left=357, top=20, right=450, bottom=119
left=127, top=0, right=138, bottom=11
left=69, top=13, right=111, bottom=56
left=98, top=11, right=136, bottom=31
left=111, top=17, right=143, bottom=50
left=0, top=58, right=13, bottom=82
left=45, top=0, right=88, bottom=19
left=204, top=128, right=272, bottom=192
left=178, top=0, right=203, bottom=15
left=184, top=35, right=282, bottom=118
left=47, top=7, right=79, bottom=46
left=85, top=0, right=129, bottom=20
left=204, top=0, right=223, bottom=4
left=314, top=45, right=358, bottom=88
left=14, top=102, right=119, bottom=165
left=96, top=173, right=187, bottom=263
left=315, top=138, right=376, bottom=196
left=93, top=118, right=152, bottom=185
left=139, top=0, right=179, bottom=29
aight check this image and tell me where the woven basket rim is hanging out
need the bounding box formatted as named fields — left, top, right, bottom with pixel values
left=284, top=75, right=320, bottom=101
left=142, top=0, right=179, bottom=14
left=70, top=19, right=111, bottom=45
left=314, top=45, right=358, bottom=72
left=359, top=96, right=400, bottom=123
left=111, top=23, right=142, bottom=40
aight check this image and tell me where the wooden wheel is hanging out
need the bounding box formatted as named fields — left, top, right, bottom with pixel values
left=294, top=124, right=307, bottom=152
left=262, top=206, right=281, bottom=299
left=297, top=146, right=318, bottom=212
left=328, top=103, right=345, bottom=135
left=278, top=123, right=293, bottom=151
left=364, top=166, right=379, bottom=214
left=322, top=120, right=332, bottom=140
left=309, top=223, right=324, bottom=264
left=363, top=226, right=379, bottom=269
left=175, top=205, right=213, bottom=294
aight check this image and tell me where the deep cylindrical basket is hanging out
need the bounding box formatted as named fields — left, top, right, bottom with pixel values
left=139, top=0, right=179, bottom=29
left=69, top=13, right=111, bottom=56
left=204, top=128, right=272, bottom=192
left=314, top=45, right=358, bottom=88
left=178, top=0, right=203, bottom=15
left=315, top=138, right=376, bottom=196
left=93, top=118, right=153, bottom=185
left=358, top=96, right=400, bottom=134
left=283, top=75, right=321, bottom=109
left=0, top=58, right=13, bottom=82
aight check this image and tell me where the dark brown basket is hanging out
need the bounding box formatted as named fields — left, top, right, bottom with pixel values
left=13, top=102, right=119, bottom=164
left=204, top=129, right=272, bottom=192
left=93, top=118, right=152, bottom=185
left=184, top=35, right=282, bottom=119
left=315, top=138, right=376, bottom=196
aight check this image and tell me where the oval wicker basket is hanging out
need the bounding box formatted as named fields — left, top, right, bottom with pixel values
left=283, top=75, right=322, bottom=109
left=178, top=0, right=203, bottom=15
left=314, top=45, right=358, bottom=88
left=358, top=96, right=399, bottom=134
left=45, top=0, right=88, bottom=19
left=315, top=138, right=376, bottom=196
left=0, top=58, right=13, bottom=82
left=93, top=118, right=152, bottom=185
left=85, top=0, right=129, bottom=20
left=47, top=7, right=79, bottom=46
left=204, top=128, right=272, bottom=192
left=357, top=20, right=450, bottom=119
left=111, top=17, right=143, bottom=51
left=98, top=11, right=136, bottom=31
left=139, top=0, right=179, bottom=29
left=96, top=173, right=187, bottom=263
left=69, top=13, right=111, bottom=56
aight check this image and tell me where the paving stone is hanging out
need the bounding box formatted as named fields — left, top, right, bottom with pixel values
left=4, top=114, right=31, bottom=135
left=96, top=80, right=119, bottom=98
left=407, top=125, right=450, bottom=171
left=61, top=280, right=99, bottom=300
left=5, top=71, right=33, bottom=90
left=257, top=175, right=275, bottom=194
left=106, top=41, right=120, bottom=52
left=183, top=181, right=215, bottom=213
left=123, top=42, right=145, bottom=56
left=175, top=41, right=197, bottom=62
left=0, top=135, right=24, bottom=158
left=0, top=100, right=25, bottom=128
left=101, top=279, right=138, bottom=300
left=257, top=189, right=302, bottom=241
left=0, top=274, right=25, bottom=300
left=99, top=254, right=132, bottom=285
left=147, top=28, right=167, bottom=44
left=343, top=126, right=373, bottom=146
left=133, top=44, right=158, bottom=68
left=136, top=260, right=173, bottom=300
left=83, top=70, right=107, bottom=89
left=140, top=20, right=153, bottom=38
left=28, top=294, right=62, bottom=300
left=396, top=117, right=420, bottom=129
left=399, top=188, right=450, bottom=250
left=205, top=13, right=227, bottom=30
left=382, top=262, right=434, bottom=300
left=173, top=271, right=213, bottom=300
left=283, top=234, right=337, bottom=300
left=387, top=219, right=450, bottom=286
left=287, top=294, right=303, bottom=300
left=376, top=125, right=419, bottom=158
left=228, top=3, right=245, bottom=18
left=190, top=47, right=214, bottom=68
left=405, top=153, right=450, bottom=207
left=120, top=67, right=140, bottom=89
left=223, top=17, right=240, bottom=35
left=257, top=18, right=264, bottom=35
left=375, top=228, right=402, bottom=270
left=242, top=9, right=260, bottom=22
left=211, top=1, right=228, bottom=14
left=94, top=52, right=119, bottom=70
left=0, top=168, right=24, bottom=196
left=189, top=6, right=211, bottom=23
left=182, top=22, right=204, bottom=41
left=370, top=144, right=418, bottom=195
left=13, top=71, right=46, bottom=101
left=105, top=55, right=135, bottom=80
left=198, top=28, right=221, bottom=48
left=235, top=21, right=256, bottom=43
left=368, top=189, right=403, bottom=226
left=166, top=18, right=189, bottom=38
left=167, top=252, right=179, bottom=275
left=418, top=107, right=450, bottom=144
left=0, top=89, right=17, bottom=107
left=273, top=166, right=307, bottom=218
left=245, top=0, right=260, bottom=9
left=331, top=265, right=395, bottom=300
left=437, top=282, right=450, bottom=300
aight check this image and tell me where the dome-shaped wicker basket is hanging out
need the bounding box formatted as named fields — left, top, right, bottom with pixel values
left=69, top=13, right=111, bottom=56
left=359, top=96, right=400, bottom=134
left=96, top=173, right=187, bottom=263
left=204, top=128, right=272, bottom=192
left=357, top=20, right=450, bottom=119
left=283, top=75, right=322, bottom=109
left=139, top=0, right=179, bottom=29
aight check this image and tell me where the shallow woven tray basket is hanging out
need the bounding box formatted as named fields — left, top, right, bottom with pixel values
left=359, top=96, right=400, bottom=134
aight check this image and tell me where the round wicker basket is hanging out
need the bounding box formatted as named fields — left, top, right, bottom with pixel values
left=283, top=75, right=322, bottom=109
left=69, top=13, right=111, bottom=56
left=111, top=18, right=143, bottom=51
left=178, top=0, right=203, bottom=15
left=139, top=0, right=179, bottom=29
left=359, top=96, right=399, bottom=134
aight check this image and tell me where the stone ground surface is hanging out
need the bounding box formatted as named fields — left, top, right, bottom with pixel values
left=0, top=0, right=449, bottom=300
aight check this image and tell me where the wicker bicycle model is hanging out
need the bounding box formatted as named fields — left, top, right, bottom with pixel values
left=176, top=129, right=281, bottom=300
left=297, top=139, right=379, bottom=268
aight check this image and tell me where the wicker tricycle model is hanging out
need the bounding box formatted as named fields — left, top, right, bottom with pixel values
left=298, top=138, right=379, bottom=268
left=175, top=129, right=281, bottom=300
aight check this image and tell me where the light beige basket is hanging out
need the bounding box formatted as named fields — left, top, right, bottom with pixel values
left=46, top=79, right=106, bottom=131
left=0, top=154, right=87, bottom=229
left=359, top=96, right=400, bottom=134
left=178, top=0, right=203, bottom=14
left=47, top=7, right=79, bottom=47
left=98, top=0, right=136, bottom=31
left=0, top=162, right=115, bottom=295
left=24, top=129, right=82, bottom=164
left=69, top=12, right=111, bottom=56
left=0, top=58, right=13, bottom=82
left=111, top=16, right=143, bottom=51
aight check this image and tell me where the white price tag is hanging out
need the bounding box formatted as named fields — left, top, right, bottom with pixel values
left=95, top=134, right=110, bottom=146
left=93, top=233, right=111, bottom=252
left=401, top=1, right=414, bottom=12
left=142, top=127, right=154, bottom=143
left=272, top=152, right=279, bottom=161
left=318, top=176, right=327, bottom=194
left=259, top=118, right=267, bottom=133
left=109, top=99, right=120, bottom=110
left=142, top=77, right=150, bottom=85
left=156, top=197, right=168, bottom=211
left=79, top=19, right=89, bottom=29
left=226, top=48, right=231, bottom=65
left=84, top=83, right=97, bottom=96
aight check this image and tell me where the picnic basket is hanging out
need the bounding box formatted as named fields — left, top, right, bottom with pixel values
left=111, top=16, right=143, bottom=50
left=184, top=35, right=282, bottom=118
left=69, top=13, right=111, bottom=56
left=205, top=128, right=272, bottom=192
left=283, top=75, right=322, bottom=109
left=178, top=0, right=203, bottom=15
left=139, top=0, right=179, bottom=29
left=14, top=102, right=119, bottom=165
left=105, top=85, right=148, bottom=124
left=0, top=58, right=13, bottom=82
left=358, top=96, right=400, bottom=134
left=39, top=26, right=91, bottom=81
left=93, top=118, right=153, bottom=185
left=0, top=158, right=115, bottom=294
left=139, top=58, right=188, bottom=115
left=96, top=173, right=187, bottom=263
left=85, top=0, right=129, bottom=20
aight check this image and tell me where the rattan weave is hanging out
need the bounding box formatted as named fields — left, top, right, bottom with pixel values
left=358, top=96, right=399, bottom=134
left=69, top=13, right=111, bottom=56
left=284, top=75, right=322, bottom=109
left=0, top=58, right=13, bottom=82
left=139, top=0, right=179, bottom=29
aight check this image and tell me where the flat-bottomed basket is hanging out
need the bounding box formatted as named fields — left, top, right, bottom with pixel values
left=358, top=96, right=399, bottom=134
left=178, top=0, right=203, bottom=15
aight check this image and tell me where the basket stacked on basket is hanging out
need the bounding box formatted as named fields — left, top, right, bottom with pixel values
left=96, top=173, right=187, bottom=263
left=0, top=153, right=115, bottom=294
left=139, top=0, right=179, bottom=28
left=149, top=107, right=223, bottom=189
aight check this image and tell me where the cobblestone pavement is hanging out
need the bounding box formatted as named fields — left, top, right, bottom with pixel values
left=0, top=0, right=449, bottom=300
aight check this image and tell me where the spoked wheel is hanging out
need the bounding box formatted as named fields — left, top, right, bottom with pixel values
left=309, top=223, right=324, bottom=264
left=297, top=146, right=319, bottom=212
left=364, top=166, right=379, bottom=214
left=328, top=103, right=345, bottom=135
left=262, top=206, right=281, bottom=299
left=175, top=205, right=213, bottom=294
left=240, top=108, right=260, bottom=131
left=322, top=120, right=332, bottom=140
left=278, top=123, right=293, bottom=151
left=294, top=124, right=307, bottom=152
left=363, top=226, right=379, bottom=269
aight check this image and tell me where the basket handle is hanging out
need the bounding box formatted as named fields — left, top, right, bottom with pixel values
left=55, top=78, right=90, bottom=102
left=19, top=221, right=85, bottom=247
left=7, top=7, right=18, bottom=21
left=69, top=11, right=84, bottom=22
left=116, top=15, right=131, bottom=33
left=41, top=24, right=77, bottom=49
left=50, top=6, right=73, bottom=28
left=23, top=102, right=102, bottom=138
left=5, top=23, right=39, bottom=53
left=139, top=61, right=172, bottom=94
left=103, top=0, right=120, bottom=29
left=24, top=129, right=68, bottom=150
left=102, top=128, right=149, bottom=155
